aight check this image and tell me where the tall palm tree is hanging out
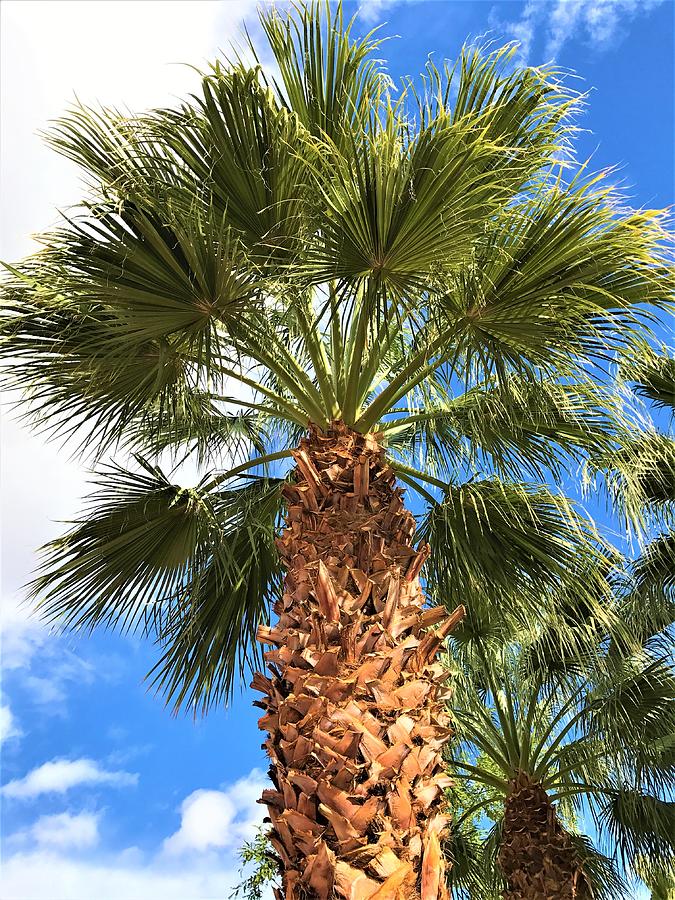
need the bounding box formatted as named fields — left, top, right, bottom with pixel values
left=2, top=3, right=672, bottom=898
left=444, top=597, right=675, bottom=900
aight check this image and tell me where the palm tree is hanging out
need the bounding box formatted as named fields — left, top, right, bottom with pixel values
left=1, top=3, right=672, bottom=898
left=444, top=596, right=675, bottom=900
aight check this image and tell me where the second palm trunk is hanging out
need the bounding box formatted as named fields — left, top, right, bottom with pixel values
left=499, top=772, right=591, bottom=900
left=253, top=423, right=463, bottom=900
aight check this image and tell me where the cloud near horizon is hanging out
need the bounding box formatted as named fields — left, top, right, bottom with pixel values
left=2, top=767, right=273, bottom=900
left=1, top=849, right=255, bottom=900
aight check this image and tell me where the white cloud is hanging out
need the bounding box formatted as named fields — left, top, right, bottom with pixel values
left=163, top=768, right=268, bottom=855
left=1, top=590, right=102, bottom=716
left=0, top=416, right=90, bottom=692
left=546, top=0, right=667, bottom=57
left=2, top=769, right=273, bottom=899
left=0, top=702, right=22, bottom=743
left=489, top=0, right=539, bottom=62
left=3, top=758, right=138, bottom=800
left=0, top=0, right=263, bottom=261
left=357, top=0, right=408, bottom=24
left=15, top=811, right=101, bottom=850
left=0, top=850, right=251, bottom=900
left=492, top=0, right=666, bottom=62
left=1, top=594, right=52, bottom=672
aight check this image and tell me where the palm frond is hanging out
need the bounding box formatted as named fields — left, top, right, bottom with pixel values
left=446, top=822, right=503, bottom=900
left=587, top=656, right=675, bottom=758
left=0, top=199, right=267, bottom=451
left=620, top=342, right=675, bottom=411
left=447, top=42, right=579, bottom=162
left=259, top=0, right=388, bottom=149
left=565, top=834, right=631, bottom=900
left=28, top=458, right=284, bottom=709
left=516, top=557, right=619, bottom=683
left=594, top=433, right=675, bottom=533
left=148, top=475, right=283, bottom=712
left=125, top=396, right=271, bottom=466
left=634, top=858, right=675, bottom=900
left=633, top=532, right=675, bottom=600
left=150, top=64, right=312, bottom=263
left=600, top=791, right=675, bottom=870
left=420, top=479, right=607, bottom=625
left=300, top=111, right=515, bottom=296
left=385, top=374, right=623, bottom=481
left=431, top=179, right=671, bottom=381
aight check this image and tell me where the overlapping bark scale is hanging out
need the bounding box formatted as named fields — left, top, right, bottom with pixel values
left=499, top=772, right=591, bottom=900
left=252, top=423, right=464, bottom=900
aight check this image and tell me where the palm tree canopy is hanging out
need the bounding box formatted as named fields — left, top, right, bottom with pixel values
left=1, top=1, right=673, bottom=710
left=444, top=595, right=675, bottom=899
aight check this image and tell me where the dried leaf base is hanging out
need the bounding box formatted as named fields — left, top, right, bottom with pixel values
left=499, top=772, right=591, bottom=900
left=252, top=423, right=464, bottom=900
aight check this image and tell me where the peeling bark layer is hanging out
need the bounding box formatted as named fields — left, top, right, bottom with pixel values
left=252, top=423, right=464, bottom=900
left=499, top=772, right=591, bottom=900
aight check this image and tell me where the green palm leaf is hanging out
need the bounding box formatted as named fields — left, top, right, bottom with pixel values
left=385, top=374, right=623, bottom=480
left=632, top=532, right=675, bottom=606
left=620, top=343, right=675, bottom=412
left=419, top=479, right=607, bottom=622
left=1, top=201, right=265, bottom=450
left=432, top=181, right=671, bottom=382
left=259, top=0, right=387, bottom=149
left=600, top=791, right=675, bottom=870
left=29, top=458, right=284, bottom=711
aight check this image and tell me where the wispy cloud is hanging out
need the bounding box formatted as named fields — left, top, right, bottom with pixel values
left=489, top=0, right=539, bottom=62
left=2, top=595, right=52, bottom=672
left=357, top=0, right=413, bottom=25
left=491, top=0, right=666, bottom=61
left=3, top=758, right=138, bottom=800
left=546, top=0, right=665, bottom=57
left=0, top=702, right=22, bottom=744
left=163, top=769, right=268, bottom=855
left=1, top=592, right=122, bottom=717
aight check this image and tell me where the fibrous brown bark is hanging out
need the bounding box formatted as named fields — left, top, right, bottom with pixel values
left=252, top=422, right=464, bottom=900
left=498, top=772, right=591, bottom=900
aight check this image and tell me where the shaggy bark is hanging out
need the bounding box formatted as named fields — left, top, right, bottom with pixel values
left=252, top=422, right=464, bottom=900
left=499, top=772, right=591, bottom=900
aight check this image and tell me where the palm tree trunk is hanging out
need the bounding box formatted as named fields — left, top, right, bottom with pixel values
left=498, top=772, right=591, bottom=900
left=252, top=422, right=464, bottom=900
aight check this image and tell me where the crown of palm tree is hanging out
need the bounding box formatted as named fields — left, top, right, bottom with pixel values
left=444, top=596, right=675, bottom=899
left=1, top=1, right=673, bottom=715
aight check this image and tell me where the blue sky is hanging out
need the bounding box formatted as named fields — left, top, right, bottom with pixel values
left=1, top=1, right=672, bottom=897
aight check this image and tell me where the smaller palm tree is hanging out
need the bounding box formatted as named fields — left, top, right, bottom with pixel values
left=444, top=593, right=675, bottom=900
